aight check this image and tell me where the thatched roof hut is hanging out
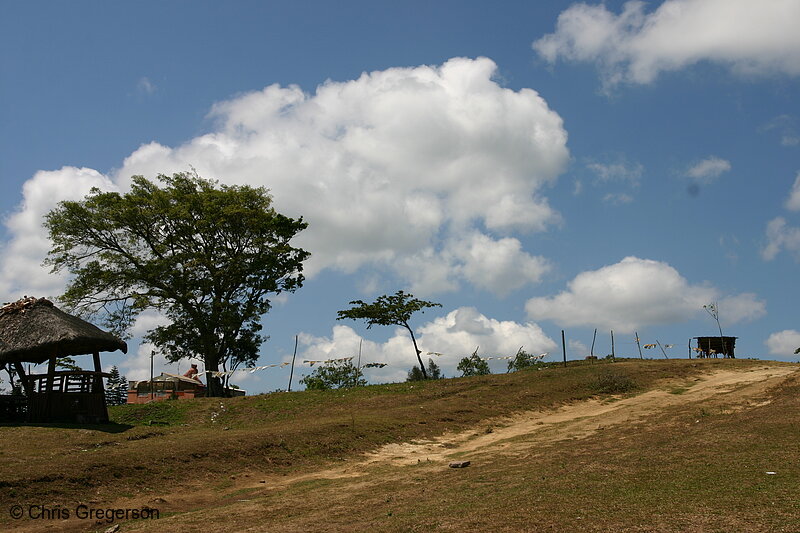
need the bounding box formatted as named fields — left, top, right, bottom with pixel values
left=0, top=297, right=127, bottom=423
left=0, top=297, right=126, bottom=365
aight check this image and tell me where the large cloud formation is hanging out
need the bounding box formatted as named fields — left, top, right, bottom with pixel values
left=765, top=329, right=800, bottom=360
left=762, top=173, right=800, bottom=261
left=0, top=57, right=568, bottom=300
left=298, top=306, right=558, bottom=383
left=533, top=0, right=800, bottom=88
left=525, top=256, right=765, bottom=333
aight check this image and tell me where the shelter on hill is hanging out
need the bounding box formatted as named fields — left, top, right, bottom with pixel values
left=127, top=373, right=245, bottom=404
left=128, top=372, right=207, bottom=403
left=0, top=297, right=127, bottom=423
left=694, top=336, right=737, bottom=358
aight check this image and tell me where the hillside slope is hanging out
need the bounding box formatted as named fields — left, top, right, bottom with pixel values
left=2, top=359, right=798, bottom=532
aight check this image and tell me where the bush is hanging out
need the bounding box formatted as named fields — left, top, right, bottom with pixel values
left=507, top=350, right=546, bottom=372
left=591, top=370, right=637, bottom=394
left=300, top=360, right=366, bottom=390
left=457, top=352, right=490, bottom=377
left=407, top=358, right=443, bottom=381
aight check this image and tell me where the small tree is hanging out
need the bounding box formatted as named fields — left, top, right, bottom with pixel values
left=337, top=291, right=441, bottom=379
left=507, top=349, right=542, bottom=372
left=457, top=348, right=490, bottom=377
left=300, top=360, right=366, bottom=390
left=703, top=302, right=728, bottom=356
left=105, top=365, right=128, bottom=405
left=407, top=358, right=443, bottom=381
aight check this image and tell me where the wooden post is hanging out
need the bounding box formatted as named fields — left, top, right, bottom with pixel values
left=590, top=328, right=597, bottom=364
left=356, top=338, right=363, bottom=387
left=610, top=330, right=615, bottom=361
left=635, top=332, right=643, bottom=359
left=150, top=350, right=154, bottom=401
left=12, top=362, right=33, bottom=397
left=42, top=350, right=58, bottom=421
left=92, top=351, right=105, bottom=395
left=287, top=335, right=298, bottom=392
left=561, top=330, right=567, bottom=368
left=656, top=340, right=669, bottom=359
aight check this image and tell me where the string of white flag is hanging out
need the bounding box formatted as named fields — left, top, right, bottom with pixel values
left=189, top=349, right=550, bottom=379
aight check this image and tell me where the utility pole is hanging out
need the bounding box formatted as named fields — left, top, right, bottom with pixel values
left=561, top=330, right=567, bottom=368
left=287, top=335, right=298, bottom=392
left=635, top=332, right=643, bottom=359
left=149, top=350, right=154, bottom=401
left=611, top=330, right=615, bottom=361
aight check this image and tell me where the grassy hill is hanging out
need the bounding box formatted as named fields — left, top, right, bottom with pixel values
left=1, top=358, right=798, bottom=532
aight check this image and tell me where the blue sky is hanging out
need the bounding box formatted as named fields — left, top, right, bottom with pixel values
left=2, top=0, right=799, bottom=393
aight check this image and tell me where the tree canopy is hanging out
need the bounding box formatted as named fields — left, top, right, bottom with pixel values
left=457, top=349, right=491, bottom=377
left=45, top=172, right=309, bottom=396
left=300, top=360, right=366, bottom=390
left=337, top=290, right=440, bottom=379
left=407, top=357, right=442, bottom=381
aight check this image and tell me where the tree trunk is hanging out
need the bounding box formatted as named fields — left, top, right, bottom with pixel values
left=404, top=323, right=428, bottom=379
left=203, top=356, right=226, bottom=397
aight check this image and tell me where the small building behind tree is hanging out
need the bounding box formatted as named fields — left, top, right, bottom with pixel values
left=127, top=372, right=245, bottom=404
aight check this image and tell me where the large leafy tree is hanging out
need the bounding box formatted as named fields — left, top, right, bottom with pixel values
left=337, top=290, right=440, bottom=379
left=45, top=172, right=309, bottom=396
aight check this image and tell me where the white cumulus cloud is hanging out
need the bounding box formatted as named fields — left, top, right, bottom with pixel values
left=525, top=256, right=765, bottom=333
left=0, top=167, right=120, bottom=300
left=298, top=307, right=558, bottom=384
left=762, top=217, right=800, bottom=261
left=533, top=0, right=800, bottom=89
left=764, top=329, right=800, bottom=359
left=785, top=172, right=800, bottom=211
left=1, top=57, right=569, bottom=301
left=686, top=156, right=731, bottom=184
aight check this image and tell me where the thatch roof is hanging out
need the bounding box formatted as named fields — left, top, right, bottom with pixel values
left=0, top=297, right=127, bottom=365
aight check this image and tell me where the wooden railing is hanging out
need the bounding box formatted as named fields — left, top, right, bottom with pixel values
left=25, top=371, right=111, bottom=394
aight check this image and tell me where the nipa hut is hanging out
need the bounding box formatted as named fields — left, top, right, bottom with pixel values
left=694, top=336, right=737, bottom=358
left=0, top=297, right=127, bottom=423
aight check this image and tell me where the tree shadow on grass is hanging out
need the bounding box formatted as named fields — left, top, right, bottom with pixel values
left=0, top=421, right=133, bottom=433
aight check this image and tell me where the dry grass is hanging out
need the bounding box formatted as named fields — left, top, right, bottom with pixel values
left=2, top=358, right=797, bottom=532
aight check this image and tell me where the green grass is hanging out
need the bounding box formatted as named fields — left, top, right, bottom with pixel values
left=0, top=358, right=794, bottom=532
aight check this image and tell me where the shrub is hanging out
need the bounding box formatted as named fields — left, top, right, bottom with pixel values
left=507, top=350, right=546, bottom=372
left=407, top=358, right=443, bottom=381
left=300, top=360, right=367, bottom=390
left=457, top=352, right=490, bottom=377
left=591, top=370, right=637, bottom=394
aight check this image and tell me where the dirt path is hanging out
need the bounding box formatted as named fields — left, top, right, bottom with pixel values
left=359, top=365, right=795, bottom=468
left=14, top=364, right=797, bottom=532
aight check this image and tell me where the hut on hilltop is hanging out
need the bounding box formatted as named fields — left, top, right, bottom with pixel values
left=128, top=372, right=207, bottom=404
left=694, top=336, right=737, bottom=358
left=0, top=297, right=127, bottom=422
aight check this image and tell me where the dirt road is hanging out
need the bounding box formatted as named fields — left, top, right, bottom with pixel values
left=360, top=365, right=795, bottom=468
